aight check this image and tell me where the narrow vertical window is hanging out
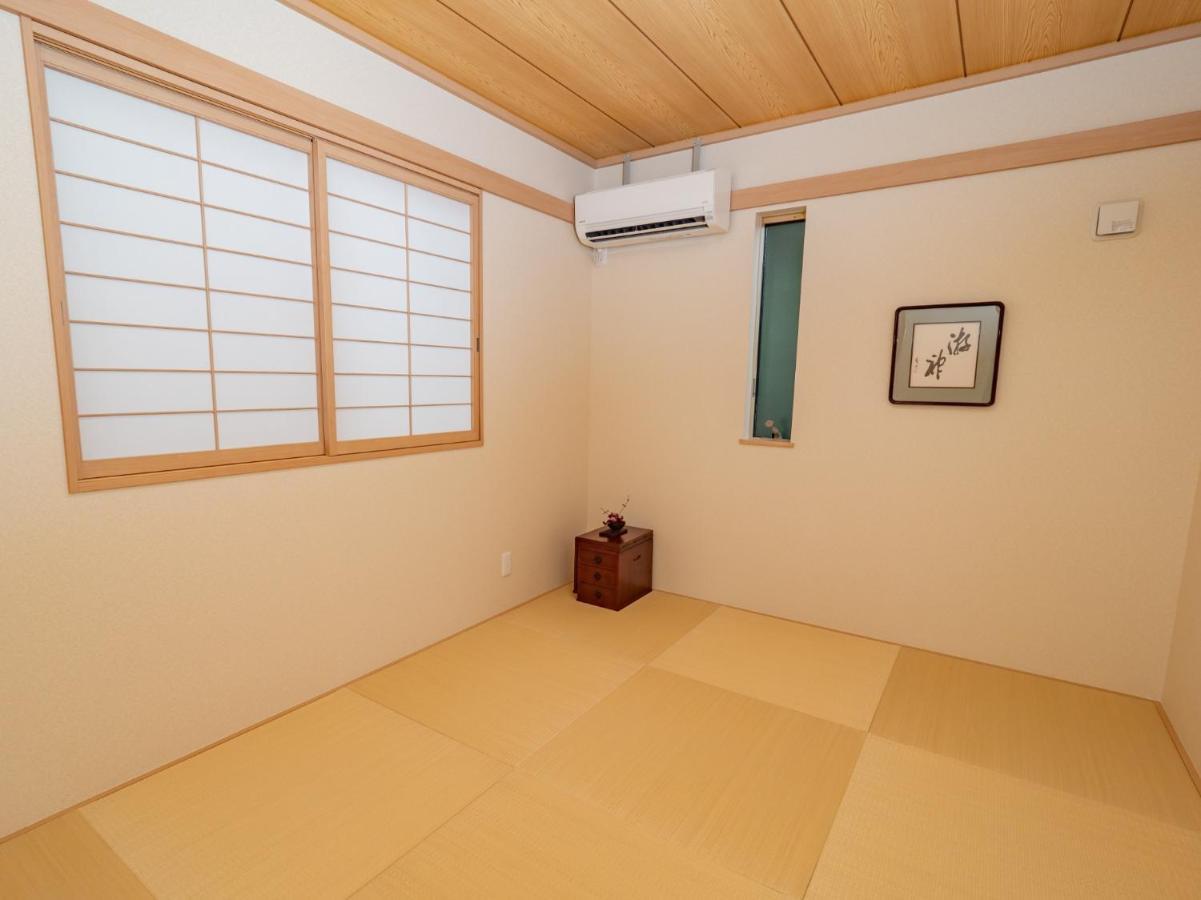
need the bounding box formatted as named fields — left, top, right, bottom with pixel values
left=750, top=215, right=805, bottom=441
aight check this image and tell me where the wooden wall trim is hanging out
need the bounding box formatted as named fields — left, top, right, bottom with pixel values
left=596, top=22, right=1201, bottom=168
left=730, top=110, right=1201, bottom=212
left=276, top=0, right=596, bottom=167
left=0, top=0, right=574, bottom=222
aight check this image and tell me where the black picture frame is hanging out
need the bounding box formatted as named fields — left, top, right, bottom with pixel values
left=889, top=301, right=1005, bottom=406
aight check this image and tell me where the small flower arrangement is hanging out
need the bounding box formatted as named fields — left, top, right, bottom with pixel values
left=601, top=495, right=630, bottom=535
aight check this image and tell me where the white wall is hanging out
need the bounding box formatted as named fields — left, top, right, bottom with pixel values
left=0, top=8, right=593, bottom=837
left=93, top=0, right=593, bottom=201
left=596, top=35, right=1201, bottom=190
left=588, top=142, right=1201, bottom=699
left=1165, top=466, right=1201, bottom=771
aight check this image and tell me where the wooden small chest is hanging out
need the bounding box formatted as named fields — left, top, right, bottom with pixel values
left=573, top=526, right=653, bottom=611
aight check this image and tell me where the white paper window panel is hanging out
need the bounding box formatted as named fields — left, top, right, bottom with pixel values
left=204, top=208, right=311, bottom=265
left=70, top=322, right=210, bottom=370
left=334, top=374, right=408, bottom=407
left=332, top=304, right=408, bottom=343
left=60, top=225, right=205, bottom=287
left=410, top=345, right=471, bottom=376
left=66, top=275, right=208, bottom=330
left=215, top=373, right=318, bottom=410
left=211, top=293, right=314, bottom=337
left=410, top=314, right=470, bottom=348
left=206, top=250, right=312, bottom=301
left=412, top=404, right=471, bottom=435
left=74, top=370, right=213, bottom=415
left=410, top=251, right=469, bottom=291
left=79, top=412, right=215, bottom=460
left=333, top=339, right=408, bottom=374
left=201, top=165, right=310, bottom=227
left=45, top=69, right=196, bottom=156
left=328, top=232, right=407, bottom=280
left=217, top=409, right=317, bottom=449
left=327, top=196, right=405, bottom=245
left=198, top=120, right=309, bottom=188
left=49, top=122, right=199, bottom=201
left=408, top=218, right=470, bottom=261
left=55, top=174, right=202, bottom=245
left=407, top=185, right=470, bottom=231
left=326, top=159, right=405, bottom=213
left=212, top=333, right=316, bottom=372
left=336, top=406, right=410, bottom=441
left=409, top=282, right=470, bottom=320
left=411, top=376, right=471, bottom=405
left=330, top=268, right=406, bottom=311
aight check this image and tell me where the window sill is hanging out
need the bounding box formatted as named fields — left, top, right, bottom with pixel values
left=738, top=438, right=794, bottom=449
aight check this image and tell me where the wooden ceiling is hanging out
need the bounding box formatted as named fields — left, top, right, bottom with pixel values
left=307, top=0, right=1201, bottom=160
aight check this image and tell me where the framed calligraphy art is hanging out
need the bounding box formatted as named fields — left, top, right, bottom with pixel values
left=889, top=302, right=1004, bottom=406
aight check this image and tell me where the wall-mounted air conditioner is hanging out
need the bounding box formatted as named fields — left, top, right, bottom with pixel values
left=575, top=169, right=730, bottom=249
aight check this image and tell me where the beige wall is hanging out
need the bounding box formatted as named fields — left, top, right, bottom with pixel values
left=0, top=11, right=592, bottom=836
left=1165, top=466, right=1201, bottom=772
left=588, top=143, right=1201, bottom=699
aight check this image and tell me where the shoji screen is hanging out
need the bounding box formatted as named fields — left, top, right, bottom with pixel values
left=320, top=147, right=479, bottom=452
left=40, top=57, right=322, bottom=477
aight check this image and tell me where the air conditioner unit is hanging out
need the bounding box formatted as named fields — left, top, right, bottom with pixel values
left=575, top=169, right=730, bottom=249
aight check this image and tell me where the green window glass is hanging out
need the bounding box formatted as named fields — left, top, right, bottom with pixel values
left=752, top=218, right=805, bottom=440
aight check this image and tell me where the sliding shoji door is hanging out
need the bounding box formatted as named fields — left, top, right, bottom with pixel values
left=37, top=51, right=323, bottom=479
left=317, top=145, right=480, bottom=453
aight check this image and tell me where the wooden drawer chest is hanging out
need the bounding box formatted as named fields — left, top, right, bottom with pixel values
left=573, top=526, right=653, bottom=611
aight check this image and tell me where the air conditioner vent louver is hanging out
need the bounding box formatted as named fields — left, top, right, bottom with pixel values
left=575, top=169, right=730, bottom=249
left=585, top=215, right=708, bottom=242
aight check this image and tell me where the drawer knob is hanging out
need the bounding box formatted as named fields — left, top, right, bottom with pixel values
left=594, top=590, right=603, bottom=599
left=592, top=571, right=602, bottom=582
left=592, top=554, right=603, bottom=565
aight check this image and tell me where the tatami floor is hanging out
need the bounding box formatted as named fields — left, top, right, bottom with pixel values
left=3, top=587, right=1200, bottom=898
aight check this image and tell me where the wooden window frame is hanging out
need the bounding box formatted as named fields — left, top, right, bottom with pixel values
left=22, top=30, right=482, bottom=493
left=742, top=208, right=805, bottom=447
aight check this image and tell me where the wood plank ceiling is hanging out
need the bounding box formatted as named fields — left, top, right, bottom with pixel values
left=309, top=0, right=1201, bottom=160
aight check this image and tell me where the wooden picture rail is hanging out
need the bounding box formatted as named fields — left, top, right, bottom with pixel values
left=730, top=109, right=1201, bottom=211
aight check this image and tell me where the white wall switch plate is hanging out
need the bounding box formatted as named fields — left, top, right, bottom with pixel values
left=1095, top=199, right=1141, bottom=238
left=500, top=551, right=512, bottom=577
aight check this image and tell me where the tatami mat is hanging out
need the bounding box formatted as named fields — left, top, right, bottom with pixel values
left=806, top=736, right=1201, bottom=899
left=354, top=772, right=778, bottom=899
left=501, top=586, right=717, bottom=663
left=4, top=589, right=1198, bottom=898
left=0, top=812, right=151, bottom=900
left=523, top=667, right=863, bottom=895
left=653, top=606, right=899, bottom=730
left=871, top=648, right=1201, bottom=829
left=81, top=690, right=508, bottom=899
left=351, top=618, right=639, bottom=765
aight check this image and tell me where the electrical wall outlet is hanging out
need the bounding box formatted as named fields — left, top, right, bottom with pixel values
left=500, top=551, right=512, bottom=577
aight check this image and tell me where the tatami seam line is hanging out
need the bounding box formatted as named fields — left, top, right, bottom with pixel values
left=862, top=732, right=1201, bottom=834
